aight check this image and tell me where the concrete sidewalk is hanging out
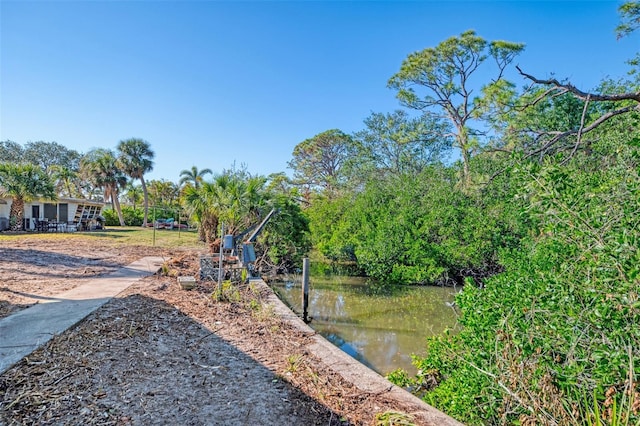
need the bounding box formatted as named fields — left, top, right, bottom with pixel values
left=0, top=256, right=164, bottom=374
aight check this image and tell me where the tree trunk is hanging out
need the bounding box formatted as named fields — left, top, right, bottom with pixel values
left=9, top=197, right=25, bottom=231
left=108, top=185, right=126, bottom=226
left=456, top=127, right=472, bottom=190
left=113, top=195, right=125, bottom=226
left=461, top=148, right=471, bottom=189
left=201, top=215, right=219, bottom=251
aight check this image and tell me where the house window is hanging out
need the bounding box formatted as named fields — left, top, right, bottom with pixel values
left=44, top=203, right=57, bottom=220
left=59, top=204, right=69, bottom=222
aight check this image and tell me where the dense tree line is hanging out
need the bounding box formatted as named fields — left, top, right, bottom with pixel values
left=0, top=140, right=309, bottom=273
left=288, top=4, right=639, bottom=424
left=0, top=139, right=155, bottom=228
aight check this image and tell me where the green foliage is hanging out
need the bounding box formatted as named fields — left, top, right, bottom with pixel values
left=386, top=369, right=412, bottom=388
left=181, top=167, right=310, bottom=272
left=0, top=162, right=57, bottom=231
left=0, top=140, right=24, bottom=163
left=117, top=138, right=154, bottom=181
left=23, top=141, right=82, bottom=172
left=297, top=21, right=638, bottom=425
left=117, top=138, right=154, bottom=225
left=388, top=29, right=524, bottom=186
left=406, top=130, right=640, bottom=424
left=305, top=193, right=357, bottom=262
left=347, top=110, right=452, bottom=183
left=0, top=162, right=56, bottom=202
left=311, top=165, right=518, bottom=287
left=101, top=208, right=118, bottom=226
left=212, top=280, right=241, bottom=302
left=616, top=0, right=640, bottom=39
left=287, top=129, right=353, bottom=195
left=147, top=179, right=180, bottom=209
left=257, top=195, right=311, bottom=272
left=102, top=205, right=180, bottom=226
left=179, top=165, right=212, bottom=189
left=81, top=148, right=128, bottom=226
left=102, top=206, right=146, bottom=226
left=374, top=410, right=416, bottom=426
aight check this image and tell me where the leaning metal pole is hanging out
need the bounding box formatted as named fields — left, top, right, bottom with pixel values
left=152, top=206, right=156, bottom=247
left=217, top=222, right=224, bottom=299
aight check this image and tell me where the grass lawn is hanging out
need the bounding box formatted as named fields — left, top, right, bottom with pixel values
left=0, top=226, right=206, bottom=249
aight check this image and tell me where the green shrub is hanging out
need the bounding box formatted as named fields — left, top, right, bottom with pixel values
left=406, top=150, right=640, bottom=424
left=310, top=165, right=521, bottom=287
left=102, top=206, right=145, bottom=226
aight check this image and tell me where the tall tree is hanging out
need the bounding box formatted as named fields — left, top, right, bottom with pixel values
left=288, top=129, right=353, bottom=197
left=148, top=179, right=179, bottom=209
left=179, top=166, right=213, bottom=190
left=183, top=181, right=219, bottom=244
left=266, top=172, right=299, bottom=199
left=0, top=140, right=24, bottom=163
left=117, top=138, right=154, bottom=227
left=350, top=110, right=451, bottom=181
left=23, top=141, right=81, bottom=172
left=124, top=182, right=143, bottom=210
left=50, top=165, right=80, bottom=198
left=0, top=163, right=56, bottom=231
left=81, top=149, right=127, bottom=226
left=388, top=30, right=524, bottom=187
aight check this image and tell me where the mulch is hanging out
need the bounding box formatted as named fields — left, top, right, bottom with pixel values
left=0, top=250, right=423, bottom=425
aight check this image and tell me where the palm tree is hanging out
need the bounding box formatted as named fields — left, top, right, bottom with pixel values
left=179, top=166, right=212, bottom=190
left=148, top=179, right=179, bottom=209
left=183, top=181, right=220, bottom=244
left=215, top=173, right=268, bottom=235
left=49, top=165, right=80, bottom=197
left=0, top=163, right=56, bottom=231
left=182, top=171, right=269, bottom=249
left=81, top=149, right=127, bottom=226
left=124, top=182, right=143, bottom=210
left=117, top=138, right=154, bottom=227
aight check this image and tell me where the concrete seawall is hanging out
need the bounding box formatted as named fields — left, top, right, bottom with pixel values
left=253, top=278, right=464, bottom=426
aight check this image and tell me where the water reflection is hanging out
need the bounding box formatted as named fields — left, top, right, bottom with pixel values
left=272, top=275, right=460, bottom=376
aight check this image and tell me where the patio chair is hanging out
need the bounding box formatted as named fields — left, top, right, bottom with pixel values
left=33, top=218, right=47, bottom=232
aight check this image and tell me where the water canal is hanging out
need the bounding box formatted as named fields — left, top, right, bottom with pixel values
left=272, top=274, right=460, bottom=376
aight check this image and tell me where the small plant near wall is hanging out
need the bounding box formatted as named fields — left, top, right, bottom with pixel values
left=285, top=354, right=303, bottom=373
left=374, top=410, right=415, bottom=426
left=211, top=280, right=240, bottom=302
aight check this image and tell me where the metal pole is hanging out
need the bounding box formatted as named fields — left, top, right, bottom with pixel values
left=178, top=209, right=181, bottom=239
left=152, top=205, right=156, bottom=247
left=217, top=222, right=224, bottom=299
left=302, top=257, right=310, bottom=323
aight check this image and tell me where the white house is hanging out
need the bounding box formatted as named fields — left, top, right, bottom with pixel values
left=0, top=197, right=104, bottom=231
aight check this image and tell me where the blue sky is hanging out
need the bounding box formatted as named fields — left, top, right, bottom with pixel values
left=1, top=1, right=638, bottom=182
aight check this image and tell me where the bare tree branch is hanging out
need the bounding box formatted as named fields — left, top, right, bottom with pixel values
left=517, top=65, right=640, bottom=103
left=561, top=94, right=591, bottom=165
left=511, top=66, right=640, bottom=158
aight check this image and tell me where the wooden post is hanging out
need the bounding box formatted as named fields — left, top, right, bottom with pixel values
left=302, top=257, right=310, bottom=323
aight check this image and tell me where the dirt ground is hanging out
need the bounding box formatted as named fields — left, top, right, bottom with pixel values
left=0, top=236, right=427, bottom=425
